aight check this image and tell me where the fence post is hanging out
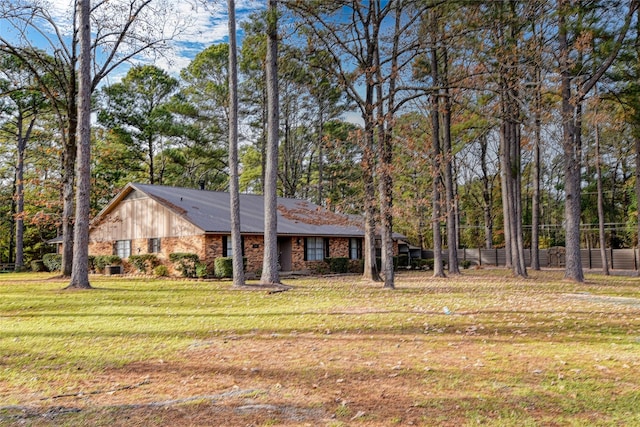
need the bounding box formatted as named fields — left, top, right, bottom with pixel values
left=610, top=247, right=614, bottom=270
left=478, top=248, right=482, bottom=266
left=635, top=247, right=638, bottom=271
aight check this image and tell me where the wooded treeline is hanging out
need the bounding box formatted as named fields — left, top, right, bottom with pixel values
left=1, top=0, right=640, bottom=287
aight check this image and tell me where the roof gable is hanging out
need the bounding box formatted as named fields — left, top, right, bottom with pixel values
left=96, top=183, right=365, bottom=237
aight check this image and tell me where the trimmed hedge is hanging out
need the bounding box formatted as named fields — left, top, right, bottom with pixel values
left=154, top=265, right=169, bottom=277
left=128, top=254, right=159, bottom=273
left=325, top=257, right=349, bottom=273
left=214, top=257, right=248, bottom=278
left=31, top=260, right=46, bottom=272
left=169, top=253, right=200, bottom=278
left=94, top=255, right=122, bottom=272
left=42, top=253, right=62, bottom=272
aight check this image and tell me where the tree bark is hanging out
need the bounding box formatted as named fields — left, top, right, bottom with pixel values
left=594, top=119, right=609, bottom=275
left=228, top=0, right=245, bottom=287
left=429, top=14, right=445, bottom=278
left=442, top=52, right=459, bottom=274
left=260, top=0, right=280, bottom=285
left=67, top=0, right=92, bottom=289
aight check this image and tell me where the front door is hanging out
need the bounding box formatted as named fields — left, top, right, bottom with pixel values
left=277, top=237, right=292, bottom=272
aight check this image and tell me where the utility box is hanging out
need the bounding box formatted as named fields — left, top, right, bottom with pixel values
left=105, top=265, right=123, bottom=275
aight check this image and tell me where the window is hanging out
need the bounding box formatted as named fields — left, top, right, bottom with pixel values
left=148, top=238, right=161, bottom=253
left=114, top=240, right=131, bottom=258
left=349, top=238, right=362, bottom=260
left=222, top=236, right=244, bottom=257
left=305, top=237, right=328, bottom=261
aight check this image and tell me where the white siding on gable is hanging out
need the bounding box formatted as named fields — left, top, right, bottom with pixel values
left=90, top=190, right=203, bottom=242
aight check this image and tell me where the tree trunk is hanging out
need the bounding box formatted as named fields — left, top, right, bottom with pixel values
left=14, top=113, right=25, bottom=270
left=594, top=120, right=609, bottom=275
left=479, top=134, right=493, bottom=249
left=531, top=74, right=541, bottom=270
left=61, top=91, right=77, bottom=278
left=67, top=0, right=92, bottom=289
left=429, top=23, right=445, bottom=278
left=228, top=0, right=245, bottom=287
left=260, top=0, right=280, bottom=285
left=558, top=6, right=584, bottom=282
left=442, top=74, right=459, bottom=275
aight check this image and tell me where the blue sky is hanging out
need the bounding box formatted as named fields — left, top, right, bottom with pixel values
left=2, top=0, right=264, bottom=79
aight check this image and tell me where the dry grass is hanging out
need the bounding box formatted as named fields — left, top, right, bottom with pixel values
left=0, top=269, right=639, bottom=426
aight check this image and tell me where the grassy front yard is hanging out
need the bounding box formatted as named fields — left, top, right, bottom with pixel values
left=0, top=269, right=639, bottom=426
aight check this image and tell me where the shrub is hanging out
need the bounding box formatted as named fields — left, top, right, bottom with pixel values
left=128, top=254, right=159, bottom=273
left=42, top=253, right=62, bottom=272
left=214, top=257, right=248, bottom=278
left=196, top=262, right=209, bottom=278
left=214, top=257, right=233, bottom=278
left=31, top=260, right=46, bottom=272
left=169, top=253, right=200, bottom=278
left=325, top=257, right=349, bottom=273
left=460, top=260, right=473, bottom=269
left=94, top=255, right=122, bottom=272
left=410, top=259, right=428, bottom=270
left=154, top=264, right=169, bottom=277
left=424, top=258, right=447, bottom=270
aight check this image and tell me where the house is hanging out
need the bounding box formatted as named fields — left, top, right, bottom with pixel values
left=88, top=183, right=402, bottom=275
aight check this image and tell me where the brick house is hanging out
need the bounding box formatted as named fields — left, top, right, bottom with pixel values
left=88, top=183, right=400, bottom=275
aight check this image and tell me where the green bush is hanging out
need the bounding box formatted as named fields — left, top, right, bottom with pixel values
left=169, top=253, right=200, bottom=278
left=128, top=254, right=159, bottom=273
left=42, top=253, right=62, bottom=272
left=153, top=264, right=169, bottom=277
left=410, top=259, right=428, bottom=270
left=460, top=259, right=473, bottom=269
left=425, top=258, right=447, bottom=270
left=31, top=260, right=46, bottom=272
left=214, top=257, right=248, bottom=278
left=325, top=257, right=349, bottom=273
left=196, top=262, right=209, bottom=278
left=214, top=257, right=233, bottom=278
left=94, top=255, right=122, bottom=272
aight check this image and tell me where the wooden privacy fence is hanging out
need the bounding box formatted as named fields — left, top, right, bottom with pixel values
left=422, top=248, right=640, bottom=271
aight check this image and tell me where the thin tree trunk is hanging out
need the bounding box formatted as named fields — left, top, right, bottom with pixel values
left=260, top=0, right=280, bottom=285
left=531, top=74, right=542, bottom=270
left=595, top=121, right=609, bottom=275
left=375, top=1, right=397, bottom=289
left=228, top=0, right=245, bottom=287
left=14, top=113, right=25, bottom=270
left=442, top=49, right=459, bottom=274
left=67, top=0, right=92, bottom=289
left=479, top=134, right=493, bottom=249
left=429, top=26, right=445, bottom=278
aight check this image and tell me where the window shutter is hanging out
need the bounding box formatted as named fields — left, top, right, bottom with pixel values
left=303, top=238, right=308, bottom=261
left=324, top=238, right=330, bottom=258
left=241, top=236, right=245, bottom=256
left=222, top=236, right=228, bottom=257
left=147, top=239, right=152, bottom=253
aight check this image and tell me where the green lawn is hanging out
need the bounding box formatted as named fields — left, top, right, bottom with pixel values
left=0, top=269, right=639, bottom=426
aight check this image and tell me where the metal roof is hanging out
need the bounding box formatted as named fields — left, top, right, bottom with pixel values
left=120, top=183, right=366, bottom=237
